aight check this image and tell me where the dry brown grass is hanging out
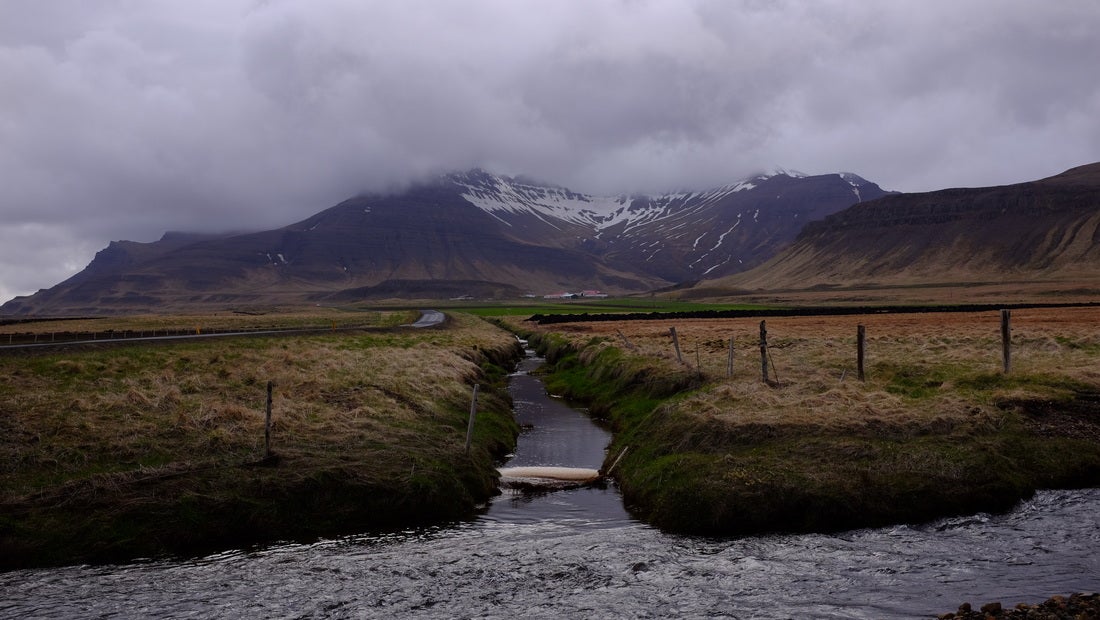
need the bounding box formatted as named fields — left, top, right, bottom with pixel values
left=0, top=307, right=412, bottom=336
left=0, top=313, right=516, bottom=499
left=519, top=307, right=1100, bottom=437
left=512, top=307, right=1100, bottom=536
left=683, top=277, right=1100, bottom=306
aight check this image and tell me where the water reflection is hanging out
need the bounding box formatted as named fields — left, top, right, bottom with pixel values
left=482, top=348, right=634, bottom=528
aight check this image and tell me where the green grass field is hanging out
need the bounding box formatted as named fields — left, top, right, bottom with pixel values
left=433, top=298, right=774, bottom=317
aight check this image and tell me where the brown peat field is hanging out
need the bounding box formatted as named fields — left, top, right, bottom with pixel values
left=508, top=305, right=1100, bottom=534
left=0, top=309, right=522, bottom=569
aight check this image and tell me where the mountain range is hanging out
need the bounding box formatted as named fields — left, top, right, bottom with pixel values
left=1, top=169, right=891, bottom=314
left=690, top=162, right=1100, bottom=299
left=5, top=162, right=1098, bottom=315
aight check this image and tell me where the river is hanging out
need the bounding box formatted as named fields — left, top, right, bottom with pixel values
left=1, top=346, right=1097, bottom=619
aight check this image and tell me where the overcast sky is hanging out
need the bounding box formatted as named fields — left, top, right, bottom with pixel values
left=2, top=0, right=1099, bottom=304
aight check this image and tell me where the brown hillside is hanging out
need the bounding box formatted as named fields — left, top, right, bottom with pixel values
left=688, top=163, right=1100, bottom=302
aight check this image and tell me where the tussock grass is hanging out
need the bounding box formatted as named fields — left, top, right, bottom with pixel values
left=0, top=312, right=522, bottom=568
left=519, top=307, right=1100, bottom=535
left=521, top=308, right=1100, bottom=435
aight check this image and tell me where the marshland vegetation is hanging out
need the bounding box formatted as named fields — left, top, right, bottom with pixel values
left=6, top=302, right=1100, bottom=568
left=0, top=310, right=522, bottom=568
left=512, top=307, right=1100, bottom=534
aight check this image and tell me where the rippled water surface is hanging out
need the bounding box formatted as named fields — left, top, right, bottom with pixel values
left=2, top=349, right=1098, bottom=619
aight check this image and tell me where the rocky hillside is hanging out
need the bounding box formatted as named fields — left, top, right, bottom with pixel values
left=1, top=169, right=890, bottom=314
left=694, top=163, right=1100, bottom=294
left=451, top=169, right=889, bottom=283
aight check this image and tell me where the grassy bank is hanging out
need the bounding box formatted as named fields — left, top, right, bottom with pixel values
left=513, top=308, right=1100, bottom=535
left=0, top=312, right=522, bottom=569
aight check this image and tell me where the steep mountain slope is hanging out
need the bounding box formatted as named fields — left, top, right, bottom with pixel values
left=1, top=169, right=888, bottom=314
left=698, top=163, right=1100, bottom=294
left=452, top=169, right=889, bottom=282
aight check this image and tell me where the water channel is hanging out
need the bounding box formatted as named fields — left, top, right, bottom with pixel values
left=2, top=346, right=1098, bottom=619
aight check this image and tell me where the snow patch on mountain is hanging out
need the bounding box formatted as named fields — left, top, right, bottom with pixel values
left=451, top=170, right=783, bottom=235
left=840, top=172, right=869, bottom=202
left=762, top=167, right=808, bottom=179
left=452, top=170, right=628, bottom=229
left=441, top=167, right=886, bottom=283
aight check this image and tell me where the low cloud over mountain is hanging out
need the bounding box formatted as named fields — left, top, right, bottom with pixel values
left=2, top=169, right=890, bottom=314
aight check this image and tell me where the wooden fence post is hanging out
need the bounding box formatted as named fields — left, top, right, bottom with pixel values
left=857, top=324, right=866, bottom=382
left=265, top=381, right=274, bottom=457
left=1001, top=309, right=1011, bottom=373
left=669, top=327, right=683, bottom=364
left=727, top=336, right=734, bottom=378
left=465, top=384, right=480, bottom=453
left=759, top=320, right=769, bottom=383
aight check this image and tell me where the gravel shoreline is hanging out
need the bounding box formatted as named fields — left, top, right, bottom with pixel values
left=937, top=592, right=1100, bottom=619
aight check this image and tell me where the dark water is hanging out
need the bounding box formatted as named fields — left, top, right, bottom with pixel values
left=2, top=347, right=1098, bottom=619
left=483, top=349, right=630, bottom=528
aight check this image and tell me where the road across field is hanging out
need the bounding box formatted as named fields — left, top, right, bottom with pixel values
left=409, top=310, right=445, bottom=328
left=0, top=310, right=448, bottom=353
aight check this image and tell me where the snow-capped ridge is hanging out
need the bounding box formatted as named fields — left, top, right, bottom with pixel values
left=756, top=167, right=809, bottom=180
left=838, top=172, right=872, bottom=202
left=450, top=169, right=632, bottom=229
left=450, top=168, right=808, bottom=234
left=839, top=172, right=870, bottom=186
left=439, top=167, right=890, bottom=280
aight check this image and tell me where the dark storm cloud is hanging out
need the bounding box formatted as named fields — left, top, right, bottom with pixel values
left=2, top=0, right=1098, bottom=302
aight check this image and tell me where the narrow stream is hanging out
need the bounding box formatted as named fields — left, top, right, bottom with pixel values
left=2, top=346, right=1098, bottom=619
left=480, top=344, right=631, bottom=528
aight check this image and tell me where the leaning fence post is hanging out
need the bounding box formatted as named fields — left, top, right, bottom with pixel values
left=857, top=324, right=866, bottom=382
left=265, top=380, right=274, bottom=457
left=727, top=336, right=735, bottom=378
left=759, top=320, right=769, bottom=383
left=669, top=327, right=683, bottom=364
left=604, top=446, right=630, bottom=477
left=465, top=384, right=480, bottom=453
left=1001, top=309, right=1011, bottom=373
